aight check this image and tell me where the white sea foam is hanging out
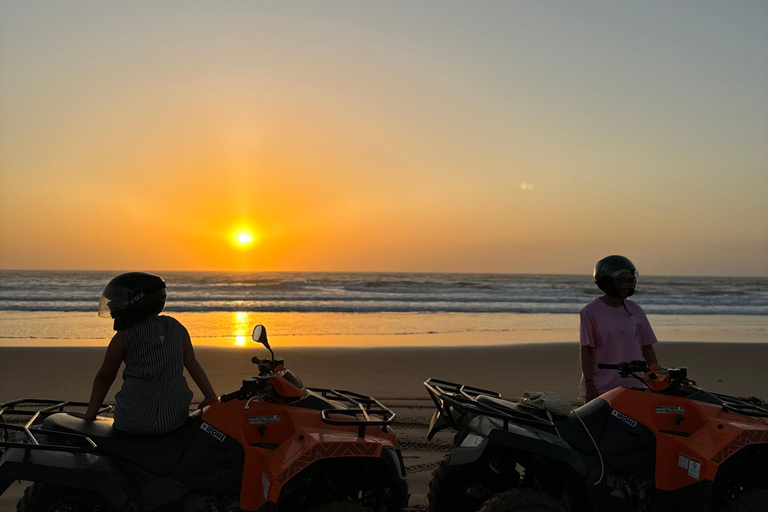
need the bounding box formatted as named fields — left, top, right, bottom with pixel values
left=0, top=271, right=765, bottom=316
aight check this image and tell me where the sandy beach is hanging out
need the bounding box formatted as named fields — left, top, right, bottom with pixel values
left=2, top=341, right=768, bottom=403
left=2, top=340, right=767, bottom=510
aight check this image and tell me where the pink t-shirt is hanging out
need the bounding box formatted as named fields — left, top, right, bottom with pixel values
left=580, top=298, right=657, bottom=397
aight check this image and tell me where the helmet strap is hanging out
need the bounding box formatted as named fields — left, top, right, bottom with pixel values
left=113, top=315, right=131, bottom=331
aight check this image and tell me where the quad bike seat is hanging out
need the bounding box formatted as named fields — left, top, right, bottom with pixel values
left=477, top=395, right=611, bottom=458
left=553, top=398, right=611, bottom=455
left=41, top=410, right=203, bottom=475
left=476, top=395, right=550, bottom=421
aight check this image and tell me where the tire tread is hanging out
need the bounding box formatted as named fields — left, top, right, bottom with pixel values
left=477, top=489, right=567, bottom=512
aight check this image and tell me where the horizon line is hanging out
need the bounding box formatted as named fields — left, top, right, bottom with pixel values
left=1, top=268, right=766, bottom=279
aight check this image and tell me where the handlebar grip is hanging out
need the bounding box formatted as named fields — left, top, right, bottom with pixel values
left=220, top=390, right=243, bottom=403
left=597, top=363, right=619, bottom=370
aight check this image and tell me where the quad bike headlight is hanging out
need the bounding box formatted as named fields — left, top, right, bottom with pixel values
left=460, top=432, right=486, bottom=448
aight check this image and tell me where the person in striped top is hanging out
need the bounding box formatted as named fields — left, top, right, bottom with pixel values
left=75, top=272, right=217, bottom=434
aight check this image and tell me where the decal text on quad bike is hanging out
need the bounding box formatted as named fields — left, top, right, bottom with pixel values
left=656, top=406, right=685, bottom=414
left=610, top=409, right=638, bottom=428
left=200, top=422, right=226, bottom=442
left=249, top=415, right=281, bottom=424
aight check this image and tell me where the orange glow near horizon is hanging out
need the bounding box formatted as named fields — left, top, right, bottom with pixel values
left=1, top=3, right=766, bottom=277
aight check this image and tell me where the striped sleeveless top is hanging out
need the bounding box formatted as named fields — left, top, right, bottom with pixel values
left=114, top=315, right=194, bottom=434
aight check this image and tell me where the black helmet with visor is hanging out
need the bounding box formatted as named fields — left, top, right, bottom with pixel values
left=594, top=255, right=637, bottom=299
left=98, top=272, right=167, bottom=329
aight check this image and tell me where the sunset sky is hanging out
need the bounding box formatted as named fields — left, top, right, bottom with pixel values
left=1, top=1, right=766, bottom=276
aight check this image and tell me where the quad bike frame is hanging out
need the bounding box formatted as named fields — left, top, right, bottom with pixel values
left=0, top=326, right=409, bottom=512
left=424, top=361, right=768, bottom=512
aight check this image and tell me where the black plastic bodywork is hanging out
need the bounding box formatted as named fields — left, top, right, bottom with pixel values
left=422, top=379, right=679, bottom=512
left=170, top=421, right=245, bottom=494
left=0, top=409, right=245, bottom=510
left=41, top=411, right=202, bottom=475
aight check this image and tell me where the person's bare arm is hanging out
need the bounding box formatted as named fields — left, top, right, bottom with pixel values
left=77, top=332, right=126, bottom=420
left=580, top=345, right=598, bottom=402
left=182, top=329, right=217, bottom=409
left=642, top=344, right=658, bottom=366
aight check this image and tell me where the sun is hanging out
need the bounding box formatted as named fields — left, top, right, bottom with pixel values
left=232, top=228, right=257, bottom=249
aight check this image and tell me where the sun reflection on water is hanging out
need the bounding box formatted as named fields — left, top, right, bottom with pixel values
left=233, top=312, right=254, bottom=347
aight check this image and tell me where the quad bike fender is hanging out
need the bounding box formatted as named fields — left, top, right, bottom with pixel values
left=448, top=439, right=488, bottom=466
left=448, top=416, right=589, bottom=479
left=379, top=445, right=409, bottom=501
left=0, top=447, right=136, bottom=509
left=487, top=423, right=591, bottom=479
left=239, top=430, right=394, bottom=511
left=448, top=415, right=504, bottom=466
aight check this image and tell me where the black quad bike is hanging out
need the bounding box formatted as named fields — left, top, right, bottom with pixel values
left=424, top=361, right=768, bottom=512
left=0, top=325, right=408, bottom=512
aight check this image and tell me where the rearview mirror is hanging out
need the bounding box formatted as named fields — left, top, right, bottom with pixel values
left=252, top=324, right=274, bottom=365
left=252, top=324, right=269, bottom=347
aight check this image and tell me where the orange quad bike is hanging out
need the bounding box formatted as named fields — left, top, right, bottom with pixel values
left=0, top=325, right=409, bottom=512
left=424, top=360, right=768, bottom=512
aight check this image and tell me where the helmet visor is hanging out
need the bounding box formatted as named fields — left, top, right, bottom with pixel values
left=611, top=269, right=637, bottom=279
left=612, top=271, right=637, bottom=296
left=98, top=285, right=133, bottom=317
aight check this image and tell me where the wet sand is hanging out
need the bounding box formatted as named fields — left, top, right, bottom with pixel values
left=2, top=341, right=768, bottom=510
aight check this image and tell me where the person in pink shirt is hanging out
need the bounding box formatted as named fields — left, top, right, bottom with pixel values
left=580, top=255, right=658, bottom=403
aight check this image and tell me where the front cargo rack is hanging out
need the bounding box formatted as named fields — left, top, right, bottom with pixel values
left=0, top=399, right=112, bottom=460
left=424, top=378, right=556, bottom=431
left=710, top=393, right=768, bottom=418
left=308, top=388, right=396, bottom=438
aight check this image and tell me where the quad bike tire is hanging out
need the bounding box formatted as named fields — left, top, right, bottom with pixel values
left=476, top=489, right=567, bottom=512
left=428, top=453, right=494, bottom=512
left=718, top=488, right=768, bottom=512
left=17, top=483, right=114, bottom=512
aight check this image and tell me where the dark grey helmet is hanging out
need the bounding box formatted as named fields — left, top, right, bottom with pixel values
left=594, top=255, right=637, bottom=298
left=98, top=272, right=167, bottom=321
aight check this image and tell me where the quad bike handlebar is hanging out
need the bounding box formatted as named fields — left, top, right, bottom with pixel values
left=251, top=357, right=285, bottom=375
left=220, top=389, right=248, bottom=403
left=598, top=360, right=691, bottom=391
left=597, top=360, right=650, bottom=377
left=220, top=376, right=268, bottom=403
left=598, top=362, right=768, bottom=416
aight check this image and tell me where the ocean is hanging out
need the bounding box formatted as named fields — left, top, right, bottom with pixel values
left=1, top=271, right=766, bottom=346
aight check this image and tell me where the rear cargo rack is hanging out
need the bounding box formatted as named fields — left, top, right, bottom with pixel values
left=308, top=388, right=396, bottom=438
left=424, top=378, right=556, bottom=431
left=0, top=399, right=111, bottom=460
